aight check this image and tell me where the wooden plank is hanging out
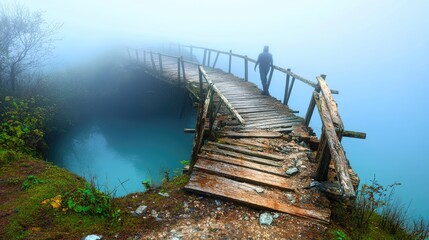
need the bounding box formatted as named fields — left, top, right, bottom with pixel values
left=237, top=108, right=279, bottom=114
left=194, top=159, right=296, bottom=190
left=198, top=154, right=283, bottom=176
left=209, top=142, right=284, bottom=161
left=245, top=118, right=302, bottom=127
left=202, top=145, right=282, bottom=167
left=185, top=171, right=331, bottom=223
left=244, top=121, right=301, bottom=129
left=218, top=131, right=282, bottom=138
left=313, top=92, right=355, bottom=197
left=244, top=115, right=301, bottom=122
left=317, top=76, right=343, bottom=130
left=217, top=138, right=270, bottom=149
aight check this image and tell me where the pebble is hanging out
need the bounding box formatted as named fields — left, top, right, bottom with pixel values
left=285, top=167, right=299, bottom=176
left=214, top=199, right=222, bottom=206
left=158, top=192, right=170, bottom=197
left=132, top=205, right=147, bottom=216
left=82, top=235, right=102, bottom=240
left=259, top=212, right=274, bottom=225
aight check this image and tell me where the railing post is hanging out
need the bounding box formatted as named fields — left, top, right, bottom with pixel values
left=203, top=49, right=207, bottom=66
left=143, top=50, right=146, bottom=65
left=190, top=45, right=193, bottom=60
left=244, top=56, right=248, bottom=81
left=207, top=50, right=211, bottom=66
left=228, top=50, right=232, bottom=73
left=177, top=58, right=181, bottom=85
left=181, top=56, right=186, bottom=82
left=158, top=53, right=163, bottom=73
left=212, top=52, right=220, bottom=68
left=283, top=70, right=290, bottom=105
left=286, top=77, right=295, bottom=105
left=150, top=51, right=156, bottom=71
left=135, top=50, right=139, bottom=61
left=304, top=74, right=325, bottom=126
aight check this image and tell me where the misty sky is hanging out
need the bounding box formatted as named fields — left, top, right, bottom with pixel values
left=4, top=0, right=429, bottom=219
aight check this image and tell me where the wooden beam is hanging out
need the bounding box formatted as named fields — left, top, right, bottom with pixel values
left=209, top=142, right=284, bottom=161
left=343, top=130, right=366, bottom=139
left=313, top=92, right=355, bottom=198
left=317, top=76, right=343, bottom=131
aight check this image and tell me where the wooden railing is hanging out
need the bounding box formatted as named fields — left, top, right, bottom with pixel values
left=129, top=45, right=366, bottom=198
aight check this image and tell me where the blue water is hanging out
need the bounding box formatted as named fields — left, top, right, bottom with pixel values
left=48, top=116, right=194, bottom=197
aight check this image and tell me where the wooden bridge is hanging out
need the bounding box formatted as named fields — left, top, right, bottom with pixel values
left=128, top=45, right=365, bottom=224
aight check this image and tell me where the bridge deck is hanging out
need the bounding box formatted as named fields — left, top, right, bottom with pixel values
left=138, top=55, right=332, bottom=224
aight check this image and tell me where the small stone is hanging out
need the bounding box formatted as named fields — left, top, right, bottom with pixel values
left=273, top=213, right=280, bottom=219
left=285, top=193, right=296, bottom=203
left=214, top=199, right=222, bottom=206
left=155, top=217, right=162, bottom=221
left=259, top=212, right=274, bottom=225
left=244, top=215, right=249, bottom=221
left=82, top=235, right=102, bottom=240
left=285, top=167, right=299, bottom=176
left=158, top=192, right=170, bottom=197
left=133, top=205, right=147, bottom=216
left=216, top=207, right=221, bottom=211
left=255, top=187, right=265, bottom=193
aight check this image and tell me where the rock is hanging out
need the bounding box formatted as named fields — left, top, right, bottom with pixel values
left=82, top=235, right=102, bottom=240
left=132, top=205, right=147, bottom=216
left=285, top=192, right=296, bottom=203
left=259, top=212, right=274, bottom=225
left=255, top=187, right=265, bottom=193
left=214, top=199, right=222, bottom=206
left=273, top=213, right=280, bottom=219
left=158, top=192, right=170, bottom=197
left=285, top=167, right=299, bottom=176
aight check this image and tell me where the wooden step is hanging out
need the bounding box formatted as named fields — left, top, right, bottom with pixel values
left=193, top=159, right=298, bottom=191
left=202, top=145, right=283, bottom=167
left=198, top=154, right=284, bottom=176
left=184, top=171, right=331, bottom=224
left=208, top=142, right=285, bottom=161
left=218, top=130, right=283, bottom=138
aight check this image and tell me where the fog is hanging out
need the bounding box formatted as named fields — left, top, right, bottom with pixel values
left=6, top=0, right=429, bottom=219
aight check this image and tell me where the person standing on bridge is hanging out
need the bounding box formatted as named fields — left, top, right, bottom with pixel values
left=254, top=46, right=273, bottom=96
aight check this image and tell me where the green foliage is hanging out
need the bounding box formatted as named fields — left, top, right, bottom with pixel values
left=352, top=176, right=400, bottom=231
left=180, top=159, right=190, bottom=166
left=64, top=182, right=119, bottom=219
left=334, top=230, right=347, bottom=240
left=142, top=178, right=153, bottom=190
left=0, top=95, right=55, bottom=157
left=21, top=175, right=45, bottom=190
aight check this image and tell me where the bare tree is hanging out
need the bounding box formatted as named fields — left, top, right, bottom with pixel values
left=0, top=4, right=61, bottom=91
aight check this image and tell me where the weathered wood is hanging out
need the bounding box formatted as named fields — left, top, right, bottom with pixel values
left=202, top=145, right=282, bottom=167
left=199, top=67, right=245, bottom=125
left=228, top=50, right=232, bottom=73
left=313, top=92, right=355, bottom=197
left=317, top=76, right=343, bottom=131
left=184, top=171, right=331, bottom=223
left=198, top=154, right=283, bottom=176
left=284, top=70, right=290, bottom=105
left=194, top=159, right=296, bottom=191
left=343, top=130, right=366, bottom=139
left=244, top=56, right=248, bottom=81
left=212, top=51, right=220, bottom=68
left=190, top=88, right=214, bottom=171
left=181, top=57, right=186, bottom=82
left=209, top=142, right=284, bottom=161
left=315, top=130, right=330, bottom=181
left=218, top=131, right=282, bottom=138
left=217, top=138, right=270, bottom=149
left=158, top=53, right=163, bottom=72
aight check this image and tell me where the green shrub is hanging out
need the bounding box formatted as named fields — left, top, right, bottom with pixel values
left=64, top=182, right=120, bottom=219
left=21, top=175, right=45, bottom=190
left=0, top=95, right=55, bottom=157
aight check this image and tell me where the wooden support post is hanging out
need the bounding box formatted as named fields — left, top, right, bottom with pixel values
left=199, top=67, right=204, bottom=103
left=203, top=49, right=207, bottom=66
left=228, top=50, right=232, bottom=73
left=286, top=77, right=295, bottom=105
left=158, top=53, right=163, bottom=72
left=244, top=56, right=248, bottom=81
left=135, top=50, right=139, bottom=61
left=207, top=50, right=211, bottom=66
left=190, top=46, right=193, bottom=59
left=212, top=52, right=220, bottom=68
left=190, top=87, right=213, bottom=172
left=315, top=129, right=330, bottom=181
left=283, top=69, right=290, bottom=105
left=177, top=58, right=181, bottom=85
left=343, top=130, right=366, bottom=139
left=181, top=57, right=186, bottom=82
left=304, top=75, right=325, bottom=126
left=313, top=91, right=355, bottom=197
left=143, top=51, right=146, bottom=65
left=210, top=100, right=223, bottom=134
left=150, top=51, right=156, bottom=71
left=267, top=66, right=274, bottom=89
left=317, top=75, right=343, bottom=132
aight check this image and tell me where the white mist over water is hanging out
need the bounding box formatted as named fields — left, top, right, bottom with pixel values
left=6, top=0, right=429, bottom=219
